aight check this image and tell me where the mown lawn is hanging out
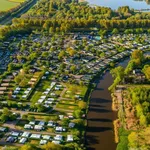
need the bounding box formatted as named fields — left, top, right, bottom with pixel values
left=0, top=0, right=25, bottom=11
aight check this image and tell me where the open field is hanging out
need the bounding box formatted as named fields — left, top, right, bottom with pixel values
left=0, top=0, right=25, bottom=11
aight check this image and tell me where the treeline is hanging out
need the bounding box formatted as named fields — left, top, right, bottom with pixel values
left=13, top=18, right=150, bottom=30
left=1, top=0, right=150, bottom=39
left=24, top=0, right=150, bottom=20
left=1, top=17, right=150, bottom=39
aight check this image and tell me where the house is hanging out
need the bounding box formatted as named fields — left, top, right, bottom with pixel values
left=47, top=121, right=55, bottom=127
left=69, top=122, right=75, bottom=128
left=0, top=91, right=4, bottom=95
left=11, top=131, right=20, bottom=137
left=0, top=127, right=7, bottom=132
left=40, top=139, right=47, bottom=145
left=67, top=135, right=73, bottom=142
left=6, top=136, right=17, bottom=143
left=42, top=135, right=51, bottom=140
left=38, top=99, right=44, bottom=103
left=59, top=115, right=64, bottom=120
left=19, top=138, right=27, bottom=144
left=24, top=124, right=33, bottom=130
left=21, top=132, right=30, bottom=138
left=54, top=135, right=63, bottom=141
left=22, top=95, right=27, bottom=98
left=52, top=140, right=61, bottom=144
left=29, top=121, right=36, bottom=125
left=30, top=134, right=41, bottom=139
left=39, top=121, right=45, bottom=126
left=1, top=83, right=9, bottom=87
left=34, top=125, right=44, bottom=131
left=55, top=127, right=63, bottom=132
left=0, top=87, right=7, bottom=91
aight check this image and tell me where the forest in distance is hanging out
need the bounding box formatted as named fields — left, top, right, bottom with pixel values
left=1, top=0, right=150, bottom=39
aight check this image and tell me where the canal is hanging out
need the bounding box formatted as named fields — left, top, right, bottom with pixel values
left=86, top=58, right=129, bottom=150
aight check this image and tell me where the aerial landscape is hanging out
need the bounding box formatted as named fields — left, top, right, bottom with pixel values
left=0, top=0, right=150, bottom=150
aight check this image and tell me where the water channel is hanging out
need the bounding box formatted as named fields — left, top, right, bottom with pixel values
left=86, top=58, right=129, bottom=150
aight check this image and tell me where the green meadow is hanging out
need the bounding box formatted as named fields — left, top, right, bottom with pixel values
left=0, top=0, right=25, bottom=11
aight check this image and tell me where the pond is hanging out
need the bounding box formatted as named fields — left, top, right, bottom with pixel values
left=87, top=0, right=150, bottom=10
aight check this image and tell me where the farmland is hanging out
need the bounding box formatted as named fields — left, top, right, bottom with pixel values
left=0, top=0, right=25, bottom=11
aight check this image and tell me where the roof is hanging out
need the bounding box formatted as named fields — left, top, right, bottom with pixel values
left=21, top=132, right=30, bottom=138
left=11, top=131, right=20, bottom=137
left=0, top=87, right=7, bottom=91
left=19, top=138, right=27, bottom=144
left=67, top=135, right=73, bottom=142
left=34, top=125, right=44, bottom=130
left=54, top=135, right=63, bottom=141
left=30, top=134, right=41, bottom=139
left=55, top=127, right=63, bottom=132
left=52, top=140, right=60, bottom=144
left=42, top=135, right=51, bottom=140
left=29, top=121, right=36, bottom=125
left=40, top=140, right=47, bottom=145
left=0, top=127, right=7, bottom=132
left=24, top=124, right=32, bottom=129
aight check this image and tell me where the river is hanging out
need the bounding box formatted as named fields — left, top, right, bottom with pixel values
left=86, top=58, right=129, bottom=150
left=86, top=0, right=150, bottom=10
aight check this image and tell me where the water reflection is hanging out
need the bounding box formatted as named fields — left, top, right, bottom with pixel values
left=87, top=0, right=150, bottom=10
left=134, top=0, right=150, bottom=5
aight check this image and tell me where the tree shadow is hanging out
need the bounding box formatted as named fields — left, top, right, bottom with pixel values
left=86, top=135, right=99, bottom=146
left=89, top=104, right=105, bottom=107
left=90, top=98, right=111, bottom=103
left=88, top=118, right=112, bottom=122
left=95, top=88, right=104, bottom=91
left=89, top=107, right=111, bottom=113
left=86, top=126, right=112, bottom=132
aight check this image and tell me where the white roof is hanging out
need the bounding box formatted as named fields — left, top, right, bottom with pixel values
left=27, top=88, right=32, bottom=91
left=45, top=101, right=52, bottom=104
left=40, top=140, right=47, bottom=145
left=40, top=96, right=46, bottom=99
left=34, top=125, right=43, bottom=130
left=47, top=98, right=54, bottom=101
left=67, top=135, right=73, bottom=142
left=16, top=87, right=21, bottom=91
left=22, top=95, right=27, bottom=98
left=21, top=132, right=30, bottom=138
left=0, top=127, right=7, bottom=132
left=11, top=131, right=20, bottom=137
left=59, top=115, right=64, bottom=120
left=24, top=91, right=29, bottom=94
left=19, top=138, right=27, bottom=144
left=30, top=134, right=41, bottom=139
left=39, top=121, right=45, bottom=126
left=42, top=135, right=51, bottom=140
left=52, top=140, right=60, bottom=144
left=50, top=82, right=56, bottom=87
left=43, top=91, right=49, bottom=95
left=29, top=121, right=36, bottom=125
left=54, top=135, right=63, bottom=141
left=38, top=99, right=44, bottom=103
left=55, top=127, right=63, bottom=132
left=24, top=124, right=32, bottom=129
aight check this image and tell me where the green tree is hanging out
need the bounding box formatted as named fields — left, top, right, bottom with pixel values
left=28, top=116, right=35, bottom=121
left=128, top=132, right=139, bottom=148
left=42, top=142, right=62, bottom=150
left=78, top=101, right=86, bottom=110
left=140, top=115, right=147, bottom=126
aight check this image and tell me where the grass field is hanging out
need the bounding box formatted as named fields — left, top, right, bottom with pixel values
left=0, top=0, right=25, bottom=11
